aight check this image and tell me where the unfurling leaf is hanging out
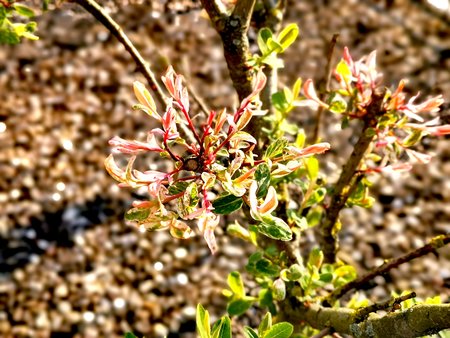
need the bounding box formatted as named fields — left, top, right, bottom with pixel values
left=196, top=304, right=211, bottom=338
left=278, top=23, right=299, bottom=51
left=211, top=316, right=231, bottom=338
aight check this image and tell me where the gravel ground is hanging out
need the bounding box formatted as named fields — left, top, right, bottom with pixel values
left=0, top=0, right=449, bottom=337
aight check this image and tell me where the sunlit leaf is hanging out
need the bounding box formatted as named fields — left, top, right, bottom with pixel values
left=264, top=138, right=289, bottom=159
left=263, top=322, right=294, bottom=338
left=227, top=271, right=245, bottom=298
left=211, top=316, right=231, bottom=338
left=258, top=312, right=272, bottom=335
left=255, top=163, right=271, bottom=198
left=196, top=304, right=211, bottom=338
left=258, top=216, right=292, bottom=241
left=212, top=194, right=243, bottom=214
left=227, top=298, right=253, bottom=316
left=277, top=23, right=299, bottom=51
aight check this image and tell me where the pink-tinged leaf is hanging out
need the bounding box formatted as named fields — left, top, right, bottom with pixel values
left=235, top=108, right=253, bottom=131
left=271, top=160, right=303, bottom=178
left=258, top=186, right=278, bottom=215
left=375, top=136, right=397, bottom=148
left=162, top=66, right=176, bottom=98
left=413, top=94, right=444, bottom=114
left=287, top=142, right=331, bottom=158
left=427, top=124, right=450, bottom=136
left=405, top=149, right=432, bottom=164
left=303, top=79, right=329, bottom=109
left=162, top=106, right=176, bottom=132
left=214, top=108, right=228, bottom=134
left=109, top=136, right=164, bottom=154
left=238, top=70, right=267, bottom=110
left=104, top=154, right=126, bottom=184
left=133, top=81, right=161, bottom=121
left=343, top=46, right=354, bottom=71
left=380, top=163, right=413, bottom=173
left=248, top=181, right=279, bottom=219
left=198, top=213, right=220, bottom=254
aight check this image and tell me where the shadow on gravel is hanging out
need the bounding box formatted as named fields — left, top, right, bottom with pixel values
left=0, top=196, right=128, bottom=274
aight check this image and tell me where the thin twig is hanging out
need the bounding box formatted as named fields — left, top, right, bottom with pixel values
left=311, top=327, right=332, bottom=338
left=74, top=0, right=201, bottom=144
left=325, top=233, right=450, bottom=305
left=321, top=89, right=386, bottom=263
left=180, top=56, right=210, bottom=117
left=312, top=33, right=339, bottom=143
left=354, top=292, right=416, bottom=322
left=73, top=0, right=166, bottom=107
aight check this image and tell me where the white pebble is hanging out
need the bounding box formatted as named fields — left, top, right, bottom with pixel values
left=176, top=273, right=189, bottom=285
left=113, top=298, right=126, bottom=309
left=82, top=311, right=95, bottom=323
left=174, top=247, right=188, bottom=259
left=154, top=262, right=164, bottom=271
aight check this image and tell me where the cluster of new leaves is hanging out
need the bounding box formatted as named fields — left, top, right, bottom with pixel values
left=250, top=23, right=299, bottom=69
left=105, top=67, right=330, bottom=254
left=195, top=303, right=293, bottom=338
left=0, top=0, right=39, bottom=44
left=306, top=47, right=448, bottom=173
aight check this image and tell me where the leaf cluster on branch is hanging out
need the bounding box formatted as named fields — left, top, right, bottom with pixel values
left=8, top=0, right=450, bottom=337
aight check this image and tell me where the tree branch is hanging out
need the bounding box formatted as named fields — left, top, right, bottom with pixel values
left=312, top=33, right=339, bottom=143
left=320, top=89, right=386, bottom=263
left=200, top=0, right=256, bottom=102
left=73, top=0, right=166, bottom=107
left=325, top=233, right=450, bottom=304
left=281, top=296, right=450, bottom=338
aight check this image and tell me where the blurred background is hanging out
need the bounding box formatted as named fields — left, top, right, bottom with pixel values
left=1, top=0, right=450, bottom=337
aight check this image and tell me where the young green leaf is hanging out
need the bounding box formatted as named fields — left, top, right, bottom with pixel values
left=13, top=4, right=35, bottom=18
left=308, top=248, right=324, bottom=269
left=212, top=194, right=243, bottom=214
left=305, top=157, right=319, bottom=181
left=227, top=298, right=253, bottom=316
left=263, top=322, right=294, bottom=338
left=292, top=78, right=302, bottom=99
left=258, top=216, right=292, bottom=241
left=124, top=333, right=138, bottom=338
left=255, top=257, right=280, bottom=277
left=243, top=326, right=259, bottom=338
left=287, top=209, right=308, bottom=230
left=258, top=28, right=273, bottom=55
left=272, top=91, right=290, bottom=112
left=277, top=23, right=299, bottom=51
left=264, top=138, right=289, bottom=160
left=211, top=316, right=232, bottom=338
left=258, top=312, right=273, bottom=335
left=227, top=271, right=245, bottom=298
left=303, top=187, right=326, bottom=208
left=255, top=163, right=271, bottom=198
left=196, top=304, right=211, bottom=338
